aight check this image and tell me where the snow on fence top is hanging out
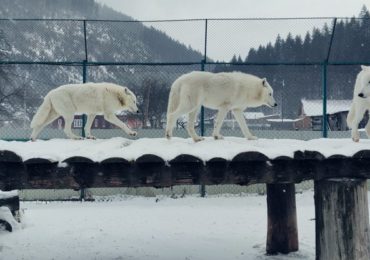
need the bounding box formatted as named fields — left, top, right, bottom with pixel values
left=1, top=137, right=370, bottom=163
left=2, top=137, right=370, bottom=190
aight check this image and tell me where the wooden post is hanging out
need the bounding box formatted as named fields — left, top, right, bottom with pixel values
left=266, top=183, right=298, bottom=254
left=315, top=179, right=370, bottom=260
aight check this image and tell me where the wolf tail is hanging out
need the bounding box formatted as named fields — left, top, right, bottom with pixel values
left=30, top=95, right=53, bottom=128
left=167, top=82, right=181, bottom=116
left=346, top=102, right=355, bottom=129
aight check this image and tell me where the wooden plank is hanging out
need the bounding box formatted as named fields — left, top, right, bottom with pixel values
left=99, top=158, right=131, bottom=187
left=315, top=178, right=370, bottom=260
left=63, top=156, right=97, bottom=189
left=230, top=152, right=269, bottom=185
left=135, top=154, right=169, bottom=188
left=169, top=154, right=203, bottom=185
left=266, top=183, right=298, bottom=255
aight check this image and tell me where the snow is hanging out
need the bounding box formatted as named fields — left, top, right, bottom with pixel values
left=301, top=99, right=352, bottom=116
left=267, top=118, right=302, bottom=122
left=0, top=137, right=369, bottom=163
left=0, top=191, right=318, bottom=260
left=0, top=190, right=18, bottom=200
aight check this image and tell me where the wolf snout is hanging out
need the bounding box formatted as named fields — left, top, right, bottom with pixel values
left=273, top=103, right=278, bottom=107
left=358, top=93, right=365, bottom=98
left=136, top=110, right=140, bottom=114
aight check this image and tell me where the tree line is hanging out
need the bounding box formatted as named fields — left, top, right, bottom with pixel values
left=215, top=5, right=370, bottom=119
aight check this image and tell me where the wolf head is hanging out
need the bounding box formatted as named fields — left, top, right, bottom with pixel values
left=118, top=87, right=140, bottom=113
left=260, top=78, right=277, bottom=108
left=357, top=65, right=370, bottom=99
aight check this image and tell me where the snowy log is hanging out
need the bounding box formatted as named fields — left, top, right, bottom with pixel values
left=0, top=191, right=20, bottom=232
left=266, top=183, right=298, bottom=254
left=315, top=178, right=370, bottom=260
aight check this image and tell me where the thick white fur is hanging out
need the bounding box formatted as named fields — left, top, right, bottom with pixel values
left=165, top=71, right=277, bottom=142
left=347, top=65, right=370, bottom=142
left=30, top=82, right=139, bottom=140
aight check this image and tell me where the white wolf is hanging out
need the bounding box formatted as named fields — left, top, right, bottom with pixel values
left=347, top=65, right=370, bottom=142
left=165, top=71, right=277, bottom=142
left=30, top=82, right=139, bottom=140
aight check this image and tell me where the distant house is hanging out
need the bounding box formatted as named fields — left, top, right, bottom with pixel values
left=267, top=118, right=308, bottom=130
left=221, top=111, right=278, bottom=130
left=298, top=99, right=353, bottom=131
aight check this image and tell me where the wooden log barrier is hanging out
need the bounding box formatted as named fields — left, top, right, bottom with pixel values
left=315, top=178, right=370, bottom=260
left=0, top=191, right=20, bottom=232
left=3, top=146, right=370, bottom=258
left=266, top=183, right=298, bottom=255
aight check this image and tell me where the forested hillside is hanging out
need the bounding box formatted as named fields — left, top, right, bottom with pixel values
left=215, top=6, right=370, bottom=118
left=0, top=0, right=203, bottom=127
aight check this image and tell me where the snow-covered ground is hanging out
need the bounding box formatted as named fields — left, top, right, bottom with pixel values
left=0, top=191, right=319, bottom=260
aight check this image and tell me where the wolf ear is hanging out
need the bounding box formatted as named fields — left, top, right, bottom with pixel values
left=124, top=87, right=129, bottom=94
left=118, top=93, right=125, bottom=106
left=262, top=78, right=267, bottom=87
left=361, top=65, right=369, bottom=71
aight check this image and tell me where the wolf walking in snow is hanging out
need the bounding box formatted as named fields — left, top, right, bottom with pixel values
left=30, top=82, right=139, bottom=140
left=165, top=71, right=277, bottom=142
left=347, top=65, right=370, bottom=142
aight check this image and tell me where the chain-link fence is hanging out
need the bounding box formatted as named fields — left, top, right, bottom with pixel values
left=0, top=18, right=369, bottom=199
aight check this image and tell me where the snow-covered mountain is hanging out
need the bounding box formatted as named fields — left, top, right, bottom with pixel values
left=0, top=0, right=203, bottom=126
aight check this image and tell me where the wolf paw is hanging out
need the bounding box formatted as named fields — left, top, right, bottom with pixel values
left=86, top=135, right=96, bottom=140
left=247, top=135, right=258, bottom=140
left=213, top=134, right=224, bottom=140
left=193, top=136, right=205, bottom=142
left=351, top=130, right=360, bottom=142
left=128, top=131, right=137, bottom=137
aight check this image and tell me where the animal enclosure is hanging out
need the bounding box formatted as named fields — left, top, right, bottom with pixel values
left=0, top=18, right=369, bottom=141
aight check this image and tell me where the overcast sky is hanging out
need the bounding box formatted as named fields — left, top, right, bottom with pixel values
left=96, top=0, right=368, bottom=61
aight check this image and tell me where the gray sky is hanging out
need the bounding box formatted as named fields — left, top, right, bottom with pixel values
left=96, top=0, right=367, bottom=61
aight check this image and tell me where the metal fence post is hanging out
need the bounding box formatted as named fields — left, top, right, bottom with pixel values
left=322, top=18, right=337, bottom=138
left=80, top=20, right=89, bottom=200
left=322, top=63, right=328, bottom=138
left=82, top=60, right=87, bottom=138
left=199, top=19, right=208, bottom=198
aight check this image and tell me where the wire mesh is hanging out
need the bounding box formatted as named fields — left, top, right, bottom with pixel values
left=0, top=18, right=369, bottom=199
left=0, top=64, right=84, bottom=140
left=86, top=20, right=205, bottom=63
left=0, top=19, right=85, bottom=62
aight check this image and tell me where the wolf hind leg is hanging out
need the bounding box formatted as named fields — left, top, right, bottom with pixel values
left=187, top=107, right=203, bottom=142
left=212, top=108, right=229, bottom=140
left=165, top=109, right=185, bottom=139
left=165, top=100, right=197, bottom=140
left=30, top=109, right=59, bottom=141
left=62, top=115, right=83, bottom=139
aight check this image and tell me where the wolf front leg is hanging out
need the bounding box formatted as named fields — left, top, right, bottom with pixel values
left=232, top=108, right=257, bottom=140
left=104, top=113, right=137, bottom=137
left=350, top=104, right=367, bottom=142
left=84, top=114, right=97, bottom=139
